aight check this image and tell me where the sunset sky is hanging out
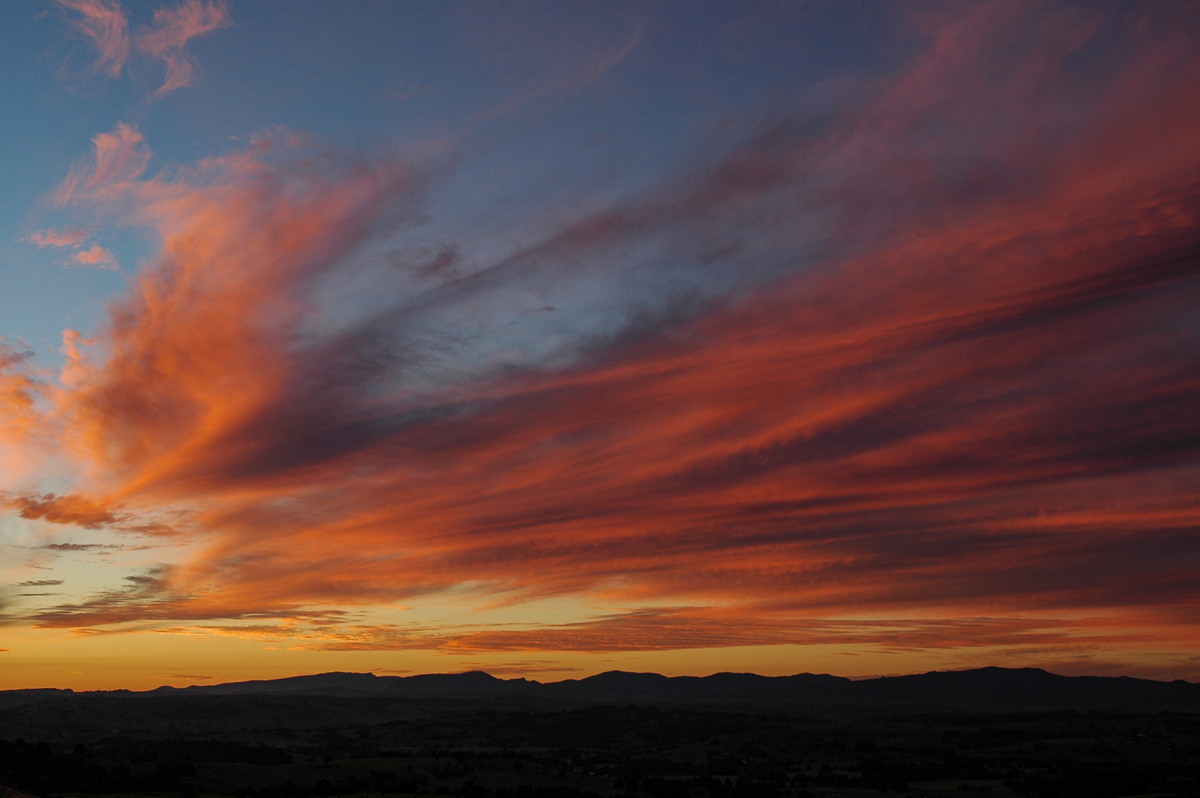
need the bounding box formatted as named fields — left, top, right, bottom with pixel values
left=1, top=1, right=1198, bottom=691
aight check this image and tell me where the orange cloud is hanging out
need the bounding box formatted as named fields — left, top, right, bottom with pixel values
left=0, top=342, right=52, bottom=481
left=138, top=610, right=1166, bottom=669
left=4, top=492, right=119, bottom=528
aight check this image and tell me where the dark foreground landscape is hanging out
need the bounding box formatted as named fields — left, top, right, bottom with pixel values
left=2, top=668, right=1198, bottom=798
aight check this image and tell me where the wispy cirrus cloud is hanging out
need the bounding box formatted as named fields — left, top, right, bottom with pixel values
left=55, top=0, right=129, bottom=78
left=27, top=228, right=118, bottom=270
left=135, top=0, right=231, bottom=98
left=473, top=23, right=644, bottom=124
left=461, top=661, right=583, bottom=677
left=28, top=228, right=90, bottom=248
left=52, top=122, right=149, bottom=206
left=29, top=566, right=355, bottom=628
left=10, top=3, right=1200, bottom=675
left=54, top=0, right=229, bottom=98
left=139, top=609, right=1161, bottom=672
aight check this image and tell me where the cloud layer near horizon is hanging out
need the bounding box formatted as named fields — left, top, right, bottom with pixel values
left=5, top=3, right=1199, bottom=672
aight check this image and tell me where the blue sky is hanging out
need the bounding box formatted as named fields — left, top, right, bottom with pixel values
left=2, top=2, right=901, bottom=364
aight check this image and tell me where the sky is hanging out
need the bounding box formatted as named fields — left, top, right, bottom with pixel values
left=0, top=1, right=1198, bottom=691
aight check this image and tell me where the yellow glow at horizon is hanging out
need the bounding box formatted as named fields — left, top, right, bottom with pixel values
left=8, top=618, right=1193, bottom=691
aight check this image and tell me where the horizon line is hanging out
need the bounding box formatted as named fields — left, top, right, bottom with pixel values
left=7, top=664, right=1196, bottom=694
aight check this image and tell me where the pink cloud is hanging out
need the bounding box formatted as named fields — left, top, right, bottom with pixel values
left=53, top=122, right=149, bottom=206
left=28, top=228, right=89, bottom=248
left=25, top=227, right=118, bottom=270
left=55, top=0, right=129, bottom=79
left=53, top=0, right=230, bottom=98
left=136, top=0, right=232, bottom=98
left=71, top=244, right=119, bottom=270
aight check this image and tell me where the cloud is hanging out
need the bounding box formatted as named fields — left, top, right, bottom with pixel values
left=53, top=122, right=149, bottom=206
left=27, top=568, right=177, bottom=628
left=135, top=0, right=232, bottom=98
left=422, top=612, right=1137, bottom=656
left=28, top=228, right=90, bottom=248
left=44, top=128, right=419, bottom=500
left=0, top=341, right=50, bottom=480
left=55, top=0, right=130, bottom=78
left=474, top=23, right=643, bottom=123
left=70, top=243, right=119, bottom=270
left=5, top=492, right=119, bottom=528
left=460, top=661, right=583, bottom=677
left=53, top=0, right=230, bottom=98
left=29, top=571, right=354, bottom=628
left=26, top=228, right=117, bottom=270
left=12, top=3, right=1200, bottom=672
left=146, top=609, right=1155, bottom=666
left=2, top=491, right=184, bottom=540
left=17, top=580, right=65, bottom=587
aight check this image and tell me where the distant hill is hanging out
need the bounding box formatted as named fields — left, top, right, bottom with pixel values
left=158, top=666, right=1200, bottom=712
left=1, top=667, right=1197, bottom=739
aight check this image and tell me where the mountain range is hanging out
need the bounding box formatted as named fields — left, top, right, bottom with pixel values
left=2, top=666, right=1198, bottom=739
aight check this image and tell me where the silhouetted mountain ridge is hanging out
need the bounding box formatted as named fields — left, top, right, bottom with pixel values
left=1, top=667, right=1197, bottom=739
left=144, top=665, right=1200, bottom=711
left=161, top=671, right=390, bottom=696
